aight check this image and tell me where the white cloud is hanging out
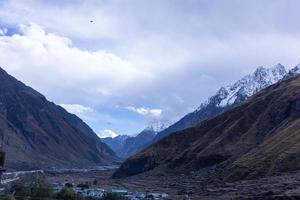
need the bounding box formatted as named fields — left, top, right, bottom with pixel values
left=97, top=129, right=118, bottom=138
left=60, top=104, right=94, bottom=114
left=125, top=106, right=162, bottom=118
left=0, top=23, right=152, bottom=104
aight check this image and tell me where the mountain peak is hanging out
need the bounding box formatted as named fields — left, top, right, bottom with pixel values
left=155, top=63, right=291, bottom=142
left=0, top=67, right=7, bottom=76
left=272, top=63, right=285, bottom=70
left=285, top=63, right=300, bottom=79
left=213, top=64, right=287, bottom=108
left=144, top=121, right=171, bottom=133
left=97, top=129, right=119, bottom=138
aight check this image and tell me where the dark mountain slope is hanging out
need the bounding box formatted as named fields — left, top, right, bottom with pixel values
left=102, top=135, right=130, bottom=157
left=119, top=129, right=156, bottom=158
left=0, top=67, right=117, bottom=170
left=114, top=75, right=300, bottom=181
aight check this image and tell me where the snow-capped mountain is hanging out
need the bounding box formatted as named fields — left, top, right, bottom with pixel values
left=102, top=63, right=300, bottom=158
left=197, top=64, right=287, bottom=110
left=101, top=121, right=170, bottom=158
left=154, top=64, right=290, bottom=142
left=97, top=129, right=118, bottom=138
left=101, top=135, right=130, bottom=157
left=144, top=121, right=171, bottom=133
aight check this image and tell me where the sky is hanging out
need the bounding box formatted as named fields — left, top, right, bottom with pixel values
left=0, top=0, right=300, bottom=136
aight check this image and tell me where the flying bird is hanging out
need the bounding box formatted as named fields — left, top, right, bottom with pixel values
left=90, top=20, right=94, bottom=23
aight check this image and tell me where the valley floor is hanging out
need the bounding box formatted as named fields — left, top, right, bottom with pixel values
left=45, top=169, right=300, bottom=199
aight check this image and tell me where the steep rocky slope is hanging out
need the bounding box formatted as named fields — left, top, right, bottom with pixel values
left=114, top=75, right=300, bottom=181
left=0, top=67, right=117, bottom=170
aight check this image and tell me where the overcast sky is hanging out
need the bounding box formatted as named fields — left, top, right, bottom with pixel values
left=0, top=0, right=300, bottom=136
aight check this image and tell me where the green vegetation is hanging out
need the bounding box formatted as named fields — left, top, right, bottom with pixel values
left=0, top=180, right=128, bottom=200
left=101, top=192, right=128, bottom=200
left=55, top=188, right=84, bottom=200
left=30, top=179, right=53, bottom=198
left=6, top=179, right=53, bottom=199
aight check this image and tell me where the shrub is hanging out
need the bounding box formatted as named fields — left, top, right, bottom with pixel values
left=9, top=179, right=53, bottom=199
left=9, top=182, right=31, bottom=197
left=101, top=192, right=128, bottom=200
left=55, top=188, right=85, bottom=200
left=65, top=183, right=74, bottom=188
left=76, top=183, right=89, bottom=189
left=30, top=179, right=53, bottom=198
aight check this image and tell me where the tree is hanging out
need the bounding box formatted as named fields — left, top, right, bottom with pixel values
left=55, top=188, right=85, bottom=200
left=9, top=180, right=53, bottom=199
left=9, top=182, right=31, bottom=197
left=101, top=192, right=128, bottom=200
left=65, top=183, right=74, bottom=188
left=30, top=179, right=53, bottom=198
left=93, top=179, right=98, bottom=186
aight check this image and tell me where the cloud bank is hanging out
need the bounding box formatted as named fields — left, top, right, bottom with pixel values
left=1, top=0, right=300, bottom=135
left=60, top=104, right=94, bottom=114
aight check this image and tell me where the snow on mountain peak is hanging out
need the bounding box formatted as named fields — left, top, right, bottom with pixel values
left=285, top=63, right=300, bottom=78
left=197, top=64, right=287, bottom=110
left=145, top=121, right=171, bottom=133
left=97, top=129, right=118, bottom=138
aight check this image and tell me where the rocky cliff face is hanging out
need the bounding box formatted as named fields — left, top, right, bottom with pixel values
left=0, top=67, right=117, bottom=170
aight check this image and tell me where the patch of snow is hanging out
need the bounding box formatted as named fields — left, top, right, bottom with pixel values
left=145, top=121, right=172, bottom=133
left=97, top=129, right=118, bottom=138
left=287, top=63, right=300, bottom=76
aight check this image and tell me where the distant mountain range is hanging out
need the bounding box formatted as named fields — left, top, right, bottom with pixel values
left=0, top=67, right=118, bottom=170
left=104, top=64, right=299, bottom=159
left=114, top=68, right=300, bottom=180
left=102, top=121, right=169, bottom=158
left=154, top=63, right=288, bottom=142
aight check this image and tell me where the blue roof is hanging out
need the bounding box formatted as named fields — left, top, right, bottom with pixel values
left=111, top=189, right=128, bottom=193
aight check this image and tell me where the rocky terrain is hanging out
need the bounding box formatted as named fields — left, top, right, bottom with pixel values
left=114, top=74, right=300, bottom=183
left=0, top=67, right=118, bottom=170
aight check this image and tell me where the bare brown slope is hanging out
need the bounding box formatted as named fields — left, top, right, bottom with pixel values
left=114, top=76, right=300, bottom=180
left=0, top=67, right=117, bottom=170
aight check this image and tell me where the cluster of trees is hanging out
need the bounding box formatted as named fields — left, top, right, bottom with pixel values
left=0, top=180, right=127, bottom=200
